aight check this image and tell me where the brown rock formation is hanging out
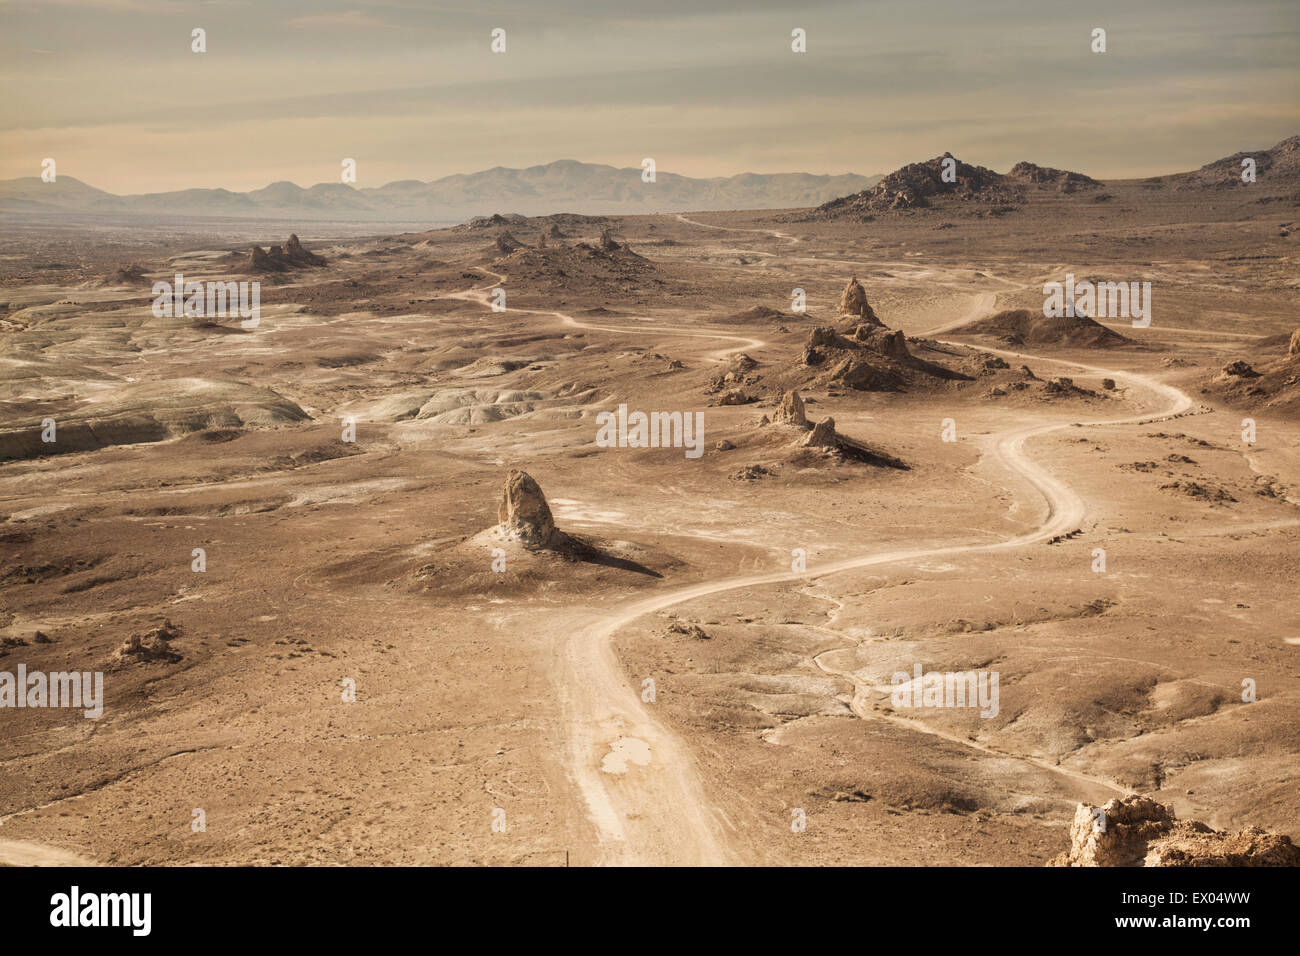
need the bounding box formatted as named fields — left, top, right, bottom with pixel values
left=808, top=326, right=844, bottom=349
left=497, top=469, right=558, bottom=548
left=1220, top=360, right=1260, bottom=378
left=249, top=245, right=284, bottom=272
left=1289, top=328, right=1300, bottom=356
left=495, top=231, right=524, bottom=255
left=837, top=277, right=882, bottom=325
left=283, top=233, right=325, bottom=265
left=803, top=417, right=838, bottom=447
left=773, top=390, right=809, bottom=428
left=1050, top=796, right=1300, bottom=867
left=248, top=234, right=325, bottom=272
left=853, top=326, right=911, bottom=361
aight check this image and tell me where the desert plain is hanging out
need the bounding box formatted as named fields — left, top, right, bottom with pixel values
left=1, top=145, right=1299, bottom=866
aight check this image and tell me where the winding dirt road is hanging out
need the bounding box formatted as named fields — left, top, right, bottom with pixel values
left=452, top=249, right=1197, bottom=865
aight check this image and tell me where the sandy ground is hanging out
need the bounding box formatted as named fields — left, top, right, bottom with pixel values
left=1, top=189, right=1297, bottom=865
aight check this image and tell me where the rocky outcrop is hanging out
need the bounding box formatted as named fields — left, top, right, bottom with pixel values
left=599, top=228, right=620, bottom=252
left=116, top=620, right=182, bottom=664
left=773, top=390, right=809, bottom=428
left=1289, top=328, right=1300, bottom=357
left=497, top=469, right=558, bottom=548
left=495, top=231, right=524, bottom=255
left=249, top=245, right=283, bottom=272
left=803, top=417, right=838, bottom=447
left=793, top=322, right=965, bottom=394
left=837, top=278, right=882, bottom=325
left=284, top=233, right=325, bottom=265
left=1050, top=796, right=1300, bottom=867
left=812, top=153, right=1020, bottom=218
left=1006, top=161, right=1101, bottom=191
left=830, top=356, right=906, bottom=391
left=716, top=388, right=755, bottom=406
left=808, top=325, right=846, bottom=349
left=1220, top=360, right=1260, bottom=378
left=963, top=309, right=1134, bottom=349
left=249, top=234, right=326, bottom=272
left=852, top=326, right=910, bottom=360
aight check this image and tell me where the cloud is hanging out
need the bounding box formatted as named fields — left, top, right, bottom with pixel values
left=287, top=9, right=400, bottom=30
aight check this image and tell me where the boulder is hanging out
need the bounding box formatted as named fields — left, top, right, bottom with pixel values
left=497, top=469, right=558, bottom=548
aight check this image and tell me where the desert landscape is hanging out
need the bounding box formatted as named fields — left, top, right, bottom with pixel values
left=2, top=134, right=1299, bottom=867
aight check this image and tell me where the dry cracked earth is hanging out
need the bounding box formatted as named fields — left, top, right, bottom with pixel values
left=1, top=181, right=1298, bottom=866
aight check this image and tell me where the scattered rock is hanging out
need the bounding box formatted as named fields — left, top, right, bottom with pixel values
left=1044, top=376, right=1074, bottom=394
left=668, top=620, right=710, bottom=640
left=1160, top=479, right=1236, bottom=503
left=117, top=620, right=182, bottom=664
left=716, top=388, right=755, bottom=406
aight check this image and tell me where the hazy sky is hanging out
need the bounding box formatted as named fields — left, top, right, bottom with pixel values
left=2, top=0, right=1297, bottom=192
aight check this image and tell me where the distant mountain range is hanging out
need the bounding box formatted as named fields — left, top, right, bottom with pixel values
left=811, top=135, right=1300, bottom=219
left=0, top=160, right=883, bottom=224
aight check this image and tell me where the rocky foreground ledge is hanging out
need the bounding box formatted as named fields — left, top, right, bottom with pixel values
left=1050, top=796, right=1300, bottom=867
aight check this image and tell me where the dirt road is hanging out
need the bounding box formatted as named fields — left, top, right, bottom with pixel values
left=450, top=264, right=1198, bottom=865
